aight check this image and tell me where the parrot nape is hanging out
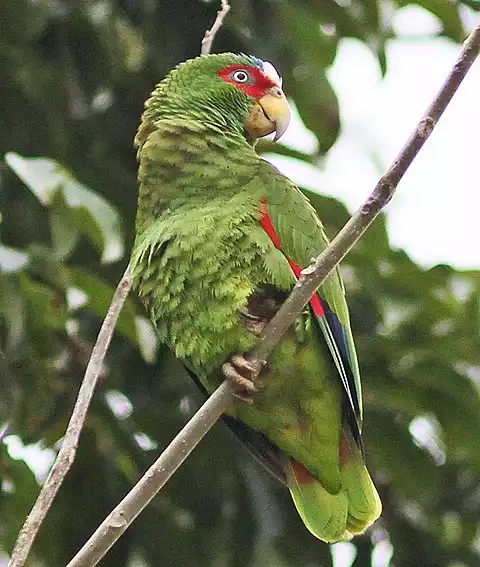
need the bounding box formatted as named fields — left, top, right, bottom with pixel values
left=131, top=53, right=381, bottom=543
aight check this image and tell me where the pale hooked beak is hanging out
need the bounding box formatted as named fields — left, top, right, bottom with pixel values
left=245, top=86, right=291, bottom=142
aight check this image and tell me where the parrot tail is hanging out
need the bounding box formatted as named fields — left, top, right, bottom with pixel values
left=284, top=432, right=382, bottom=543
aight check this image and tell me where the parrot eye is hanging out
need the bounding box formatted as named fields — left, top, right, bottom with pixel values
left=231, top=69, right=250, bottom=84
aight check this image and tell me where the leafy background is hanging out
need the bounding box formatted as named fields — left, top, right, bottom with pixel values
left=1, top=1, right=479, bottom=565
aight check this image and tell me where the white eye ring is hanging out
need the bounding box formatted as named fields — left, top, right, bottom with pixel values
left=232, top=70, right=249, bottom=83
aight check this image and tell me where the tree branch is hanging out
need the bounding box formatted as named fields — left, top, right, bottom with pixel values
left=8, top=266, right=133, bottom=567
left=65, top=23, right=480, bottom=567
left=201, top=0, right=230, bottom=56
left=66, top=380, right=235, bottom=567
left=249, top=25, right=480, bottom=365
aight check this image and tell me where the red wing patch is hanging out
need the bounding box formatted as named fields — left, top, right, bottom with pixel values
left=259, top=200, right=282, bottom=248
left=260, top=201, right=363, bottom=449
left=218, top=65, right=276, bottom=100
left=260, top=200, right=325, bottom=317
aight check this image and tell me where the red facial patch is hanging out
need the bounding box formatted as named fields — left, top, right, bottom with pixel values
left=218, top=64, right=277, bottom=100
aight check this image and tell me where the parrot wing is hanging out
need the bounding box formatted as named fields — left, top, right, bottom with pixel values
left=256, top=160, right=381, bottom=541
left=258, top=160, right=363, bottom=446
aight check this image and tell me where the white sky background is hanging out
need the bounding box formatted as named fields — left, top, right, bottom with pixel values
left=271, top=6, right=480, bottom=271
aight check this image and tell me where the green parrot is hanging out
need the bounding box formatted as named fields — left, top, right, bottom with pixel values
left=131, top=53, right=381, bottom=542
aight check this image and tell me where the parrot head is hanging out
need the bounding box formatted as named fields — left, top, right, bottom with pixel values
left=216, top=55, right=290, bottom=141
left=143, top=53, right=291, bottom=142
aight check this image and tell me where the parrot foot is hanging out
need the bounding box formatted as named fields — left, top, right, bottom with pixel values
left=222, top=354, right=265, bottom=403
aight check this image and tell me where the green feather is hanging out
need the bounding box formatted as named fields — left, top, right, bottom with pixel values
left=259, top=161, right=363, bottom=429
left=284, top=431, right=381, bottom=542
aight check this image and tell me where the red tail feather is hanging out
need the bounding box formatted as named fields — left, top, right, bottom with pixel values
left=291, top=459, right=317, bottom=485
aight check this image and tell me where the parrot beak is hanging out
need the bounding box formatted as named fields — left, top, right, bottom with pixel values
left=245, top=87, right=291, bottom=141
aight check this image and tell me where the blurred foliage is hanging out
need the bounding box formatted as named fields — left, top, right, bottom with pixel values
left=1, top=1, right=479, bottom=566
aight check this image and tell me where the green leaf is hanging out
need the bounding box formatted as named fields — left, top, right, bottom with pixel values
left=0, top=273, right=26, bottom=353
left=0, top=447, right=41, bottom=553
left=458, top=0, right=480, bottom=9
left=25, top=244, right=68, bottom=290
left=279, top=0, right=338, bottom=68
left=365, top=411, right=440, bottom=502
left=395, top=0, right=465, bottom=42
left=19, top=273, right=67, bottom=333
left=288, top=64, right=339, bottom=154
left=5, top=153, right=124, bottom=264
left=50, top=209, right=81, bottom=261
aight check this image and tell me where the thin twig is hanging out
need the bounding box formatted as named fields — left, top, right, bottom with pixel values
left=65, top=24, right=480, bottom=567
left=201, top=0, right=230, bottom=55
left=9, top=266, right=133, bottom=567
left=9, top=3, right=232, bottom=565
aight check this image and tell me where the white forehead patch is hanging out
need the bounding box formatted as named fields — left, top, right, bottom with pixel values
left=262, top=61, right=283, bottom=87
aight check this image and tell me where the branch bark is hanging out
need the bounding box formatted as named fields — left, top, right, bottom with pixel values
left=65, top=23, right=480, bottom=567
left=8, top=266, right=133, bottom=567
left=66, top=381, right=235, bottom=567
left=201, top=0, right=231, bottom=56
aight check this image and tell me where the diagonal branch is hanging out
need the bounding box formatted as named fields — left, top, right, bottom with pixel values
left=65, top=23, right=480, bottom=567
left=248, top=25, right=480, bottom=365
left=66, top=381, right=235, bottom=567
left=9, top=266, right=133, bottom=567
